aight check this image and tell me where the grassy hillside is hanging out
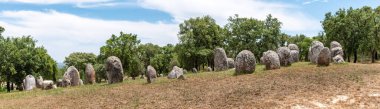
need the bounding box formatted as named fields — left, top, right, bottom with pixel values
left=1, top=62, right=380, bottom=108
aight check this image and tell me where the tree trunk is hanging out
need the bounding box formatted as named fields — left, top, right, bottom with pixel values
left=376, top=51, right=378, bottom=60
left=347, top=53, right=351, bottom=62
left=6, top=72, right=11, bottom=92
left=372, top=50, right=376, bottom=63
left=354, top=49, right=358, bottom=63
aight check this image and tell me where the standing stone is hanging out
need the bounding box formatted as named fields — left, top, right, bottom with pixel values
left=262, top=50, right=281, bottom=70
left=192, top=68, right=198, bottom=73
left=146, top=65, right=157, bottom=83
left=85, top=64, right=96, bottom=84
left=317, top=47, right=331, bottom=66
left=288, top=44, right=299, bottom=51
left=235, top=50, right=256, bottom=75
left=23, top=75, right=36, bottom=91
left=183, top=69, right=188, bottom=74
left=290, top=50, right=299, bottom=63
left=309, top=41, right=324, bottom=64
left=35, top=76, right=43, bottom=88
left=331, top=47, right=344, bottom=57
left=167, top=66, right=184, bottom=79
left=288, top=44, right=300, bottom=63
left=277, top=47, right=292, bottom=66
left=63, top=66, right=80, bottom=86
left=213, top=48, right=228, bottom=71
left=330, top=41, right=342, bottom=49
left=105, top=56, right=124, bottom=84
left=227, top=58, right=235, bottom=68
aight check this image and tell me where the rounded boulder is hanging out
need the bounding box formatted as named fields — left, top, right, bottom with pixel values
left=277, top=47, right=292, bottom=66
left=262, top=50, right=280, bottom=70
left=64, top=66, right=80, bottom=86
left=85, top=64, right=96, bottom=84
left=235, top=50, right=256, bottom=75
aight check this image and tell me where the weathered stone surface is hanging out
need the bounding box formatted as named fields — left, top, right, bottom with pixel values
left=309, top=41, right=324, bottom=64
left=85, top=64, right=96, bottom=84
left=63, top=66, right=80, bottom=86
left=192, top=68, right=198, bottom=73
left=42, top=80, right=56, bottom=90
left=35, top=76, right=43, bottom=88
left=331, top=47, right=344, bottom=57
left=235, top=50, right=256, bottom=75
left=290, top=50, right=299, bottom=63
left=333, top=55, right=345, bottom=63
left=227, top=58, right=235, bottom=68
left=105, top=56, right=124, bottom=84
left=23, top=75, right=36, bottom=91
left=330, top=41, right=342, bottom=49
left=168, top=66, right=184, bottom=79
left=146, top=65, right=157, bottom=83
left=57, top=79, right=71, bottom=87
left=262, top=50, right=280, bottom=70
left=207, top=67, right=212, bottom=72
left=183, top=69, right=188, bottom=74
left=213, top=48, right=228, bottom=71
left=79, top=79, right=84, bottom=85
left=288, top=44, right=299, bottom=51
left=277, top=47, right=292, bottom=66
left=317, top=47, right=331, bottom=66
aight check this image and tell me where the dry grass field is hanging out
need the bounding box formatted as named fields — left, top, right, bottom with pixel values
left=1, top=62, right=380, bottom=109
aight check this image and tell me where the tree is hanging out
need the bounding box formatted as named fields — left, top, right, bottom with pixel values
left=0, top=34, right=57, bottom=92
left=64, top=52, right=97, bottom=79
left=177, top=16, right=225, bottom=70
left=99, top=32, right=141, bottom=79
left=137, top=43, right=161, bottom=67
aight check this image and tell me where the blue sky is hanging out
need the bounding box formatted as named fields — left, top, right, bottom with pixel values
left=0, top=0, right=379, bottom=62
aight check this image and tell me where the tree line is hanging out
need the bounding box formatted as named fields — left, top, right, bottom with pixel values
left=1, top=6, right=380, bottom=92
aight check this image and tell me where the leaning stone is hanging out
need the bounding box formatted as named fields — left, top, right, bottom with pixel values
left=262, top=50, right=280, bottom=70
left=168, top=66, right=183, bottom=79
left=146, top=65, right=157, bottom=83
left=63, top=66, right=80, bottom=86
left=85, top=64, right=96, bottom=84
left=277, top=47, right=292, bottom=66
left=23, top=75, right=36, bottom=91
left=235, top=50, right=256, bottom=75
left=317, top=47, right=331, bottom=66
left=105, top=56, right=124, bottom=84
left=213, top=48, right=228, bottom=71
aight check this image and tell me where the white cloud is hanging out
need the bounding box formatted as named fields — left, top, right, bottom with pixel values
left=137, top=0, right=321, bottom=36
left=303, top=0, right=328, bottom=5
left=0, top=10, right=178, bottom=62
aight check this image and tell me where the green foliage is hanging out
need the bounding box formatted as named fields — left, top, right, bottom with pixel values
left=177, top=15, right=225, bottom=70
left=64, top=52, right=96, bottom=79
left=322, top=6, right=380, bottom=63
left=0, top=35, right=57, bottom=90
left=225, top=14, right=282, bottom=59
left=99, top=32, right=141, bottom=78
left=137, top=43, right=161, bottom=67
left=93, top=63, right=106, bottom=83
